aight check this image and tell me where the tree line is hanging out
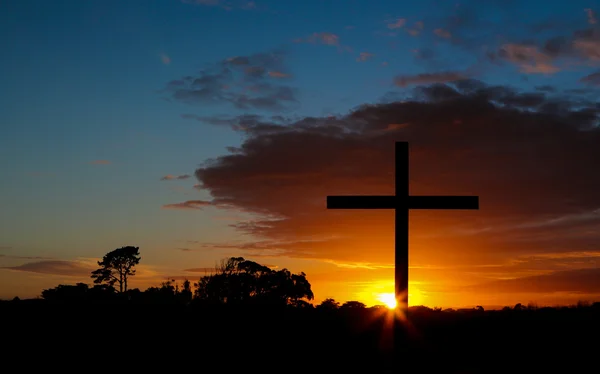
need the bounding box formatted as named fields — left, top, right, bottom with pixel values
left=35, top=246, right=367, bottom=309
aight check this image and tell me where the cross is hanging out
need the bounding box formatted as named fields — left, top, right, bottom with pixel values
left=327, top=142, right=479, bottom=309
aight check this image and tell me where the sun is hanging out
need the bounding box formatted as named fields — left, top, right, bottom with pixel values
left=377, top=293, right=397, bottom=309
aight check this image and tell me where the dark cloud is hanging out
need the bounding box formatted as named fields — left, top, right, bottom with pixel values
left=190, top=80, right=600, bottom=271
left=1, top=260, right=93, bottom=277
left=164, top=50, right=297, bottom=112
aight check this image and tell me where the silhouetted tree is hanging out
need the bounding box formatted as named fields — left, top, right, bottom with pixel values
left=317, top=298, right=340, bottom=310
left=341, top=301, right=366, bottom=309
left=514, top=303, right=523, bottom=311
left=179, top=279, right=192, bottom=304
left=290, top=299, right=314, bottom=308
left=91, top=246, right=141, bottom=293
left=41, top=283, right=90, bottom=302
left=194, top=257, right=314, bottom=306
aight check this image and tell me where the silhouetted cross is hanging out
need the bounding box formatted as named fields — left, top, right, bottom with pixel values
left=327, top=142, right=479, bottom=309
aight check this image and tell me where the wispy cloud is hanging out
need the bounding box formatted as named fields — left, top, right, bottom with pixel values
left=585, top=8, right=597, bottom=25
left=433, top=28, right=452, bottom=39
left=580, top=70, right=600, bottom=85
left=162, top=200, right=213, bottom=210
left=356, top=52, right=374, bottom=62
left=164, top=49, right=297, bottom=112
left=160, top=174, right=190, bottom=181
left=160, top=53, right=171, bottom=65
left=387, top=18, right=406, bottom=29
left=268, top=71, right=290, bottom=78
left=394, top=71, right=467, bottom=87
left=465, top=268, right=600, bottom=294
left=499, top=44, right=560, bottom=74
left=1, top=260, right=94, bottom=277
left=294, top=32, right=340, bottom=46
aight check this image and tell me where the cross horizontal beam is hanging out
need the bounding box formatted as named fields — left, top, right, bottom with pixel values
left=327, top=195, right=479, bottom=210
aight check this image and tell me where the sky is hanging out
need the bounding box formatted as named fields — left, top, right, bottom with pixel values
left=1, top=0, right=600, bottom=308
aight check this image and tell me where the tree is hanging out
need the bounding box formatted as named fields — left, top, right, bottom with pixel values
left=317, top=298, right=340, bottom=310
left=91, top=246, right=141, bottom=293
left=341, top=301, right=366, bottom=310
left=194, top=257, right=314, bottom=306
left=41, top=283, right=89, bottom=302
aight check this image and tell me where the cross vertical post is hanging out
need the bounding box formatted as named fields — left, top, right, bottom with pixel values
left=395, top=142, right=409, bottom=308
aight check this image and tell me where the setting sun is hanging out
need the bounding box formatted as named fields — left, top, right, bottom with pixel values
left=378, top=293, right=397, bottom=309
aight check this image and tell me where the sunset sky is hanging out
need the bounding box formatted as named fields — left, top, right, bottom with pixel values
left=1, top=0, right=600, bottom=308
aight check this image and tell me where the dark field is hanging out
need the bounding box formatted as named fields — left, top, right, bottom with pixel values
left=3, top=300, right=598, bottom=373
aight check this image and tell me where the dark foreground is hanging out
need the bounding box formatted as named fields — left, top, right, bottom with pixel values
left=3, top=301, right=598, bottom=373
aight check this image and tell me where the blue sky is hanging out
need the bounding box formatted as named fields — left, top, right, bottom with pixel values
left=1, top=0, right=600, bottom=307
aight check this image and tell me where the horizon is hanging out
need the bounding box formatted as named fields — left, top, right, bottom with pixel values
left=1, top=0, right=600, bottom=309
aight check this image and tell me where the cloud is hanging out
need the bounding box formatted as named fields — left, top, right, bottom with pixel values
left=293, top=32, right=354, bottom=54
left=418, top=3, right=600, bottom=79
left=387, top=18, right=406, bottom=29
left=268, top=71, right=290, bottom=78
left=164, top=49, right=297, bottom=112
left=490, top=23, right=600, bottom=74
left=394, top=71, right=467, bottom=87
left=89, top=160, right=111, bottom=165
left=465, top=268, right=600, bottom=294
left=585, top=8, right=597, bottom=25
left=295, top=32, right=340, bottom=46
left=433, top=28, right=452, bottom=39
left=356, top=52, right=374, bottom=62
left=189, top=80, right=600, bottom=272
left=162, top=200, right=213, bottom=210
left=1, top=260, right=94, bottom=277
left=580, top=70, right=600, bottom=85
left=160, top=174, right=191, bottom=181
left=160, top=53, right=171, bottom=65
left=406, top=21, right=424, bottom=37
left=498, top=44, right=560, bottom=74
